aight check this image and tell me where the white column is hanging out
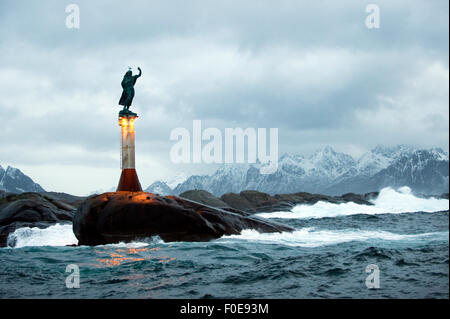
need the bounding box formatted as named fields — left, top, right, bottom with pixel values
left=119, top=115, right=137, bottom=169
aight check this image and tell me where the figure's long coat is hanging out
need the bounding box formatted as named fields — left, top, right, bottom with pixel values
left=119, top=75, right=139, bottom=107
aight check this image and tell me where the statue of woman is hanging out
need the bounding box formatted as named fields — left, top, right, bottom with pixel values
left=119, top=67, right=142, bottom=110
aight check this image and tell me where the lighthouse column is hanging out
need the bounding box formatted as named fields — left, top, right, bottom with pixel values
left=116, top=113, right=143, bottom=192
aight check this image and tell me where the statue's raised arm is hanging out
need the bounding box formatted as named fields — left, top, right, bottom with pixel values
left=136, top=67, right=142, bottom=78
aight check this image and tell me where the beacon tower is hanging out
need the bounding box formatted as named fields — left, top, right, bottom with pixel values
left=116, top=111, right=143, bottom=192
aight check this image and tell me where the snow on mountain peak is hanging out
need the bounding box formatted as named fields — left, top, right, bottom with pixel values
left=6, top=166, right=20, bottom=179
left=371, top=144, right=416, bottom=157
left=155, top=144, right=448, bottom=196
left=164, top=173, right=188, bottom=189
left=145, top=180, right=173, bottom=195
left=0, top=165, right=45, bottom=193
left=429, top=148, right=448, bottom=161
left=303, top=146, right=355, bottom=179
left=356, top=145, right=418, bottom=176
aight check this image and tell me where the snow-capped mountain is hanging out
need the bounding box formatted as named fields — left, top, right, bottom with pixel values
left=143, top=174, right=188, bottom=195
left=145, top=181, right=174, bottom=195
left=153, top=145, right=449, bottom=196
left=356, top=144, right=416, bottom=176
left=165, top=173, right=188, bottom=189
left=89, top=186, right=116, bottom=195
left=0, top=165, right=45, bottom=193
left=365, top=148, right=449, bottom=194
left=324, top=146, right=449, bottom=194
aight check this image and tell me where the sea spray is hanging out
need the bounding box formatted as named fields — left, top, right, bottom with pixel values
left=217, top=228, right=449, bottom=248
left=257, top=187, right=449, bottom=219
left=7, top=224, right=78, bottom=248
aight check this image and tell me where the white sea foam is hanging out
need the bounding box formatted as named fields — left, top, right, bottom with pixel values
left=219, top=228, right=448, bottom=248
left=257, top=187, right=449, bottom=219
left=6, top=223, right=159, bottom=248
left=103, top=241, right=155, bottom=248
left=5, top=186, right=448, bottom=248
left=7, top=224, right=78, bottom=248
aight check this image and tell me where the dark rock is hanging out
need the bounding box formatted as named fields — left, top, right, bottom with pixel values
left=73, top=192, right=294, bottom=246
left=220, top=190, right=377, bottom=213
left=180, top=190, right=230, bottom=209
left=240, top=190, right=279, bottom=208
left=274, top=192, right=340, bottom=205
left=0, top=193, right=76, bottom=247
left=41, top=192, right=87, bottom=208
left=439, top=193, right=449, bottom=200
left=341, top=193, right=377, bottom=205
left=221, top=192, right=256, bottom=212
left=363, top=191, right=380, bottom=201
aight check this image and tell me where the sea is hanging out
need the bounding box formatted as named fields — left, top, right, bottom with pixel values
left=0, top=187, right=448, bottom=298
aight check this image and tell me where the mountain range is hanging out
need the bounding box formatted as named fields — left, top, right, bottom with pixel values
left=146, top=145, right=449, bottom=196
left=1, top=145, right=448, bottom=196
left=0, top=165, right=45, bottom=193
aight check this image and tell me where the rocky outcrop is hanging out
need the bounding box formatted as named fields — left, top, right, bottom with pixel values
left=42, top=192, right=87, bottom=208
left=220, top=192, right=255, bottom=212
left=0, top=190, right=9, bottom=199
left=179, top=190, right=230, bottom=209
left=183, top=189, right=378, bottom=213
left=0, top=193, right=76, bottom=247
left=218, top=190, right=378, bottom=213
left=73, top=192, right=294, bottom=246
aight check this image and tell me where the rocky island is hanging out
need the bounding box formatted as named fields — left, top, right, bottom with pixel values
left=72, top=191, right=293, bottom=246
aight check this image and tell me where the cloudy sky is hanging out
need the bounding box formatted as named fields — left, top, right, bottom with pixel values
left=0, top=0, right=448, bottom=195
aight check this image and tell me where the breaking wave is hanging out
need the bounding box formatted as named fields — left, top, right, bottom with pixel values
left=5, top=187, right=448, bottom=249
left=218, top=228, right=448, bottom=248
left=257, top=187, right=449, bottom=219
left=7, top=224, right=78, bottom=248
left=6, top=224, right=155, bottom=248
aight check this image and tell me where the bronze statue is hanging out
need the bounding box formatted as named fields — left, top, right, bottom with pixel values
left=119, top=67, right=142, bottom=111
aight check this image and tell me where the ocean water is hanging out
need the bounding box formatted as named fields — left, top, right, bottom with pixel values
left=0, top=187, right=448, bottom=299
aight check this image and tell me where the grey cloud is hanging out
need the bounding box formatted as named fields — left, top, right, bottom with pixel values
left=0, top=0, right=448, bottom=194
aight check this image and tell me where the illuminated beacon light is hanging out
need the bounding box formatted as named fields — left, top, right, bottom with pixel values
left=119, top=117, right=129, bottom=127
left=116, top=113, right=142, bottom=192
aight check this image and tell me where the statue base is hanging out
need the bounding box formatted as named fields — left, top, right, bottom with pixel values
left=119, top=108, right=138, bottom=117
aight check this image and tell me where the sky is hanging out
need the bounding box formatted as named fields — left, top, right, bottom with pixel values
left=0, top=0, right=448, bottom=196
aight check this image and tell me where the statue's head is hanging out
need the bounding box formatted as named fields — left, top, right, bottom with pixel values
left=125, top=70, right=132, bottom=77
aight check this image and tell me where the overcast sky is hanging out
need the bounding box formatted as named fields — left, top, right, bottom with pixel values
left=0, top=0, right=448, bottom=195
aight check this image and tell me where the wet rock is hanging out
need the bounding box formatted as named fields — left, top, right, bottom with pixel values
left=180, top=190, right=230, bottom=209
left=439, top=193, right=449, bottom=200
left=218, top=190, right=377, bottom=213
left=73, top=192, right=294, bottom=246
left=220, top=192, right=256, bottom=212
left=0, top=193, right=76, bottom=247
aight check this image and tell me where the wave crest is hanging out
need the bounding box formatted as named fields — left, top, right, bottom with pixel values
left=257, top=187, right=449, bottom=219
left=219, top=228, right=448, bottom=248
